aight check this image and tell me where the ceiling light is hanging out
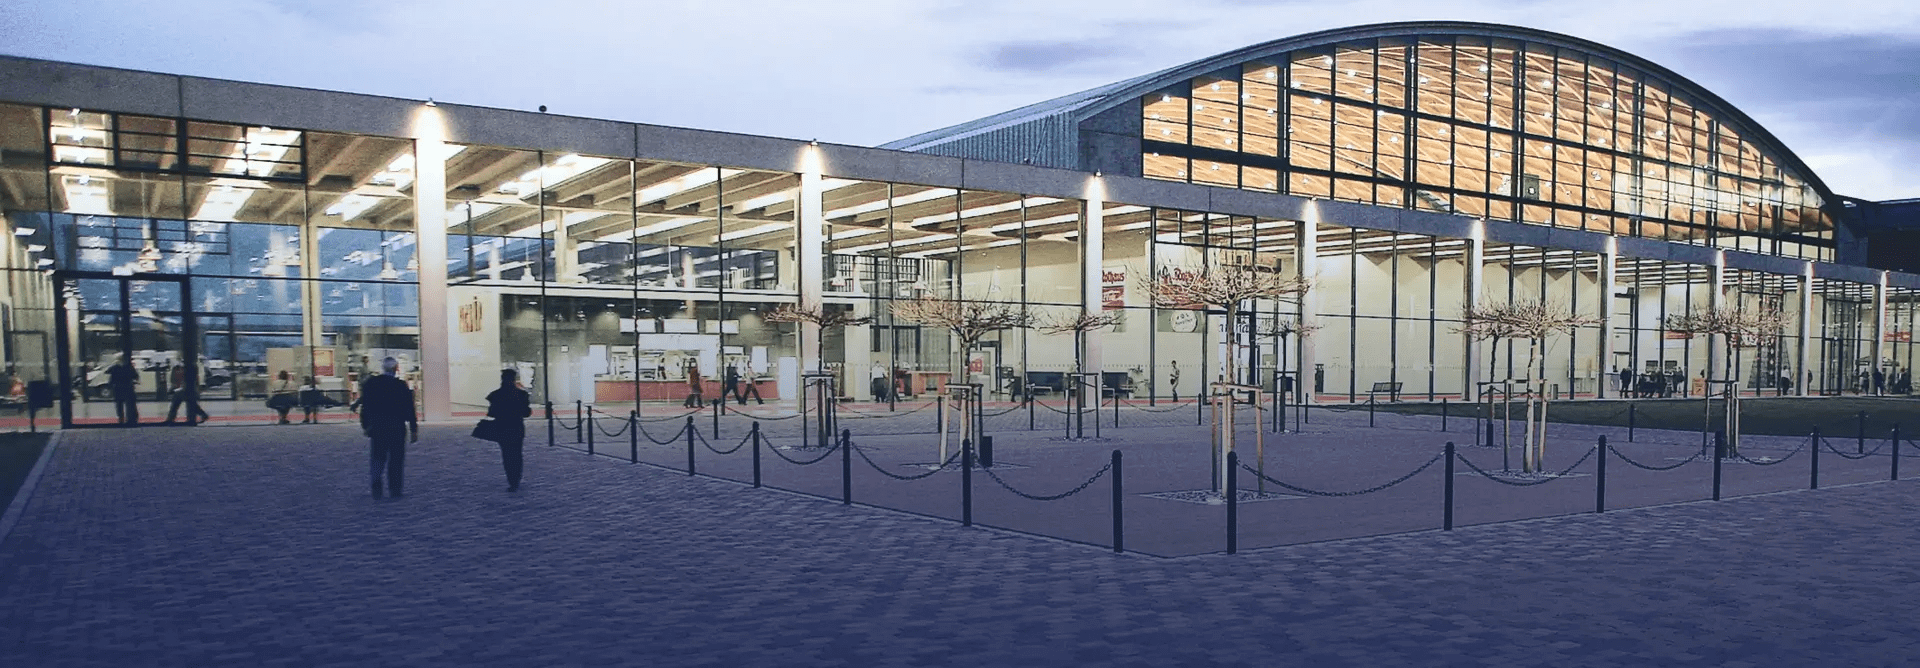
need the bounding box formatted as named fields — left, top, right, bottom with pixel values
left=13, top=227, right=35, bottom=236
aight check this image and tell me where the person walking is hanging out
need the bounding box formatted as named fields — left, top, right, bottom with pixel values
left=1872, top=366, right=1886, bottom=396
left=268, top=370, right=297, bottom=424
left=107, top=355, right=139, bottom=425
left=163, top=362, right=210, bottom=424
left=1168, top=360, right=1181, bottom=402
left=1618, top=366, right=1634, bottom=398
left=298, top=375, right=322, bottom=423
left=682, top=360, right=705, bottom=408
left=727, top=363, right=764, bottom=405
left=359, top=357, right=417, bottom=499
left=485, top=368, right=532, bottom=492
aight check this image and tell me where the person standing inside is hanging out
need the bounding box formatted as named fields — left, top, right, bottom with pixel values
left=486, top=368, right=532, bottom=492
left=163, top=362, right=210, bottom=424
left=360, top=357, right=417, bottom=499
left=299, top=375, right=322, bottom=424
left=682, top=359, right=705, bottom=408
left=1168, top=360, right=1181, bottom=402
left=269, top=370, right=297, bottom=424
left=107, top=355, right=140, bottom=425
left=1872, top=366, right=1887, bottom=396
left=1618, top=366, right=1634, bottom=399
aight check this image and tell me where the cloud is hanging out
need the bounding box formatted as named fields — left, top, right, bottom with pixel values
left=981, top=41, right=1128, bottom=74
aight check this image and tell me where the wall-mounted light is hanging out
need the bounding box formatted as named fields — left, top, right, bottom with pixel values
left=425, top=98, right=436, bottom=107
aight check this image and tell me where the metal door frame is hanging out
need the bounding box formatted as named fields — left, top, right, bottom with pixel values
left=51, top=270, right=197, bottom=428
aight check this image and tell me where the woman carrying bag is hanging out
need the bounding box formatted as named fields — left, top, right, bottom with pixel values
left=481, top=368, right=532, bottom=492
left=268, top=370, right=297, bottom=424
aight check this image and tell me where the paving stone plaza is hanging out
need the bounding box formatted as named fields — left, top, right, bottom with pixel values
left=4, top=408, right=1920, bottom=666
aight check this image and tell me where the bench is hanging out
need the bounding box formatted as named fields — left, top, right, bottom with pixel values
left=1367, top=381, right=1402, bottom=403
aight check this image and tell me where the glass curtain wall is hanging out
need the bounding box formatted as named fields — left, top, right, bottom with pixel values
left=1888, top=286, right=1918, bottom=395
left=1613, top=258, right=1712, bottom=397
left=1139, top=34, right=1836, bottom=261
left=1812, top=278, right=1876, bottom=395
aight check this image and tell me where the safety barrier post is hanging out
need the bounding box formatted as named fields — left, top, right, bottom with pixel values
left=1027, top=390, right=1036, bottom=432
left=713, top=399, right=721, bottom=441
left=1484, top=421, right=1494, bottom=449
left=1443, top=442, right=1455, bottom=531
left=1810, top=426, right=1821, bottom=490
left=1628, top=404, right=1636, bottom=442
left=545, top=402, right=555, bottom=447
left=1595, top=435, right=1607, bottom=514
left=1368, top=397, right=1375, bottom=427
left=575, top=400, right=583, bottom=444
left=1712, top=430, right=1724, bottom=501
left=1441, top=398, right=1448, bottom=432
left=1111, top=450, right=1124, bottom=554
left=628, top=411, right=638, bottom=464
left=586, top=409, right=595, bottom=456
left=937, top=400, right=945, bottom=437
left=1894, top=423, right=1902, bottom=481
left=841, top=429, right=852, bottom=506
left=1858, top=411, right=1867, bottom=454
left=980, top=435, right=994, bottom=468
left=1225, top=451, right=1238, bottom=555
left=751, top=421, right=762, bottom=488
left=962, top=439, right=973, bottom=527
left=684, top=416, right=696, bottom=476
left=1113, top=390, right=1120, bottom=429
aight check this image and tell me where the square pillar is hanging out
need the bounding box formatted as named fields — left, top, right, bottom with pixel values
left=1798, top=264, right=1814, bottom=396
left=796, top=146, right=826, bottom=372
left=1463, top=220, right=1485, bottom=400
left=1597, top=238, right=1617, bottom=399
left=1296, top=203, right=1320, bottom=404
left=411, top=107, right=452, bottom=422
left=1080, top=179, right=1105, bottom=376
left=1708, top=251, right=1726, bottom=383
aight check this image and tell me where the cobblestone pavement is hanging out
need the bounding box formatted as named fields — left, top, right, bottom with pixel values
left=3, top=424, right=1917, bottom=667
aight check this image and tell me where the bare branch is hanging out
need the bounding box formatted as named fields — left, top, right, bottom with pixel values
left=1663, top=306, right=1788, bottom=349
left=890, top=294, right=1033, bottom=347
left=1036, top=308, right=1124, bottom=336
left=764, top=301, right=875, bottom=329
left=1143, top=264, right=1311, bottom=313
left=1457, top=299, right=1598, bottom=342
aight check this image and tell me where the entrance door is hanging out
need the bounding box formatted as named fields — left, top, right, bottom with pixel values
left=53, top=272, right=197, bottom=428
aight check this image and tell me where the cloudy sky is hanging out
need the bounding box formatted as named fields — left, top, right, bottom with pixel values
left=4, top=0, right=1916, bottom=200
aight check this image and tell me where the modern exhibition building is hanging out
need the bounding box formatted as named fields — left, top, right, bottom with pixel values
left=1, top=21, right=1917, bottom=427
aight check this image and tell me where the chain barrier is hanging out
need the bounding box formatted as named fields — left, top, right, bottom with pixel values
left=720, top=403, right=807, bottom=421
left=979, top=399, right=1031, bottom=417
left=837, top=401, right=939, bottom=418
left=1236, top=450, right=1445, bottom=497
left=1032, top=398, right=1098, bottom=415
left=694, top=428, right=755, bottom=456
left=635, top=409, right=701, bottom=423
left=763, top=439, right=841, bottom=466
left=982, top=462, right=1112, bottom=501
left=634, top=420, right=688, bottom=446
left=1732, top=435, right=1807, bottom=466
left=851, top=442, right=964, bottom=480
left=1456, top=446, right=1597, bottom=487
left=587, top=409, right=632, bottom=438
left=1117, top=398, right=1198, bottom=413
left=1819, top=435, right=1887, bottom=460
left=1607, top=445, right=1702, bottom=471
left=556, top=416, right=580, bottom=431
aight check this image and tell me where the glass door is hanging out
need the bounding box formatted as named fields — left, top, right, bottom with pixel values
left=54, top=272, right=196, bottom=427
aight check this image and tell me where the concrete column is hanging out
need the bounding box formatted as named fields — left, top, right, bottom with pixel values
left=1597, top=237, right=1617, bottom=399
left=298, top=222, right=321, bottom=350
left=1463, top=220, right=1485, bottom=400
left=1798, top=263, right=1813, bottom=396
left=412, top=106, right=452, bottom=422
left=1874, top=271, right=1889, bottom=377
left=796, top=146, right=825, bottom=372
left=1080, top=178, right=1105, bottom=376
left=552, top=216, right=576, bottom=283
left=1295, top=203, right=1319, bottom=404
left=1708, top=250, right=1726, bottom=383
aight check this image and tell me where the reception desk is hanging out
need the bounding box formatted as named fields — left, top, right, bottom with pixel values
left=594, top=379, right=777, bottom=402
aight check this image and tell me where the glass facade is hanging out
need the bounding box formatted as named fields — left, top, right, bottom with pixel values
left=1138, top=35, right=1836, bottom=261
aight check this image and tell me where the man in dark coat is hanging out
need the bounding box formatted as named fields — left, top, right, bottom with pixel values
left=107, top=355, right=139, bottom=425
left=359, top=357, right=417, bottom=498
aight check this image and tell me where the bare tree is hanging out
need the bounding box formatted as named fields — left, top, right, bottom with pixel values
left=1145, top=263, right=1312, bottom=494
left=764, top=301, right=875, bottom=368
left=1460, top=299, right=1598, bottom=473
left=892, top=294, right=1034, bottom=460
left=1037, top=307, right=1125, bottom=374
left=1664, top=305, right=1789, bottom=456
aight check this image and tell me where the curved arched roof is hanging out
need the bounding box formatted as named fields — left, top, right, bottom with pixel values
left=885, top=21, right=1835, bottom=201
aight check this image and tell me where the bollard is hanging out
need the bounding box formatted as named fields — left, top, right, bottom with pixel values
left=1368, top=397, right=1376, bottom=427
left=1443, top=442, right=1456, bottom=531
left=1442, top=398, right=1448, bottom=432
left=751, top=422, right=762, bottom=488
left=1858, top=411, right=1867, bottom=454
left=980, top=435, right=994, bottom=468
left=629, top=411, right=638, bottom=464
left=546, top=402, right=555, bottom=447
left=1113, top=390, right=1121, bottom=429
left=841, top=428, right=853, bottom=506
left=1111, top=450, right=1124, bottom=554
left=1894, top=423, right=1902, bottom=481
left=1028, top=390, right=1036, bottom=432
left=1628, top=404, right=1636, bottom=443
left=1810, top=426, right=1821, bottom=490
left=1595, top=435, right=1607, bottom=514
left=575, top=400, right=583, bottom=443
left=937, top=400, right=945, bottom=436
left=714, top=399, right=722, bottom=441
left=1484, top=421, right=1494, bottom=449
left=586, top=410, right=595, bottom=456
left=684, top=416, right=696, bottom=476
left=962, top=439, right=973, bottom=527
left=1712, top=430, right=1724, bottom=501
left=1225, top=451, right=1238, bottom=555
